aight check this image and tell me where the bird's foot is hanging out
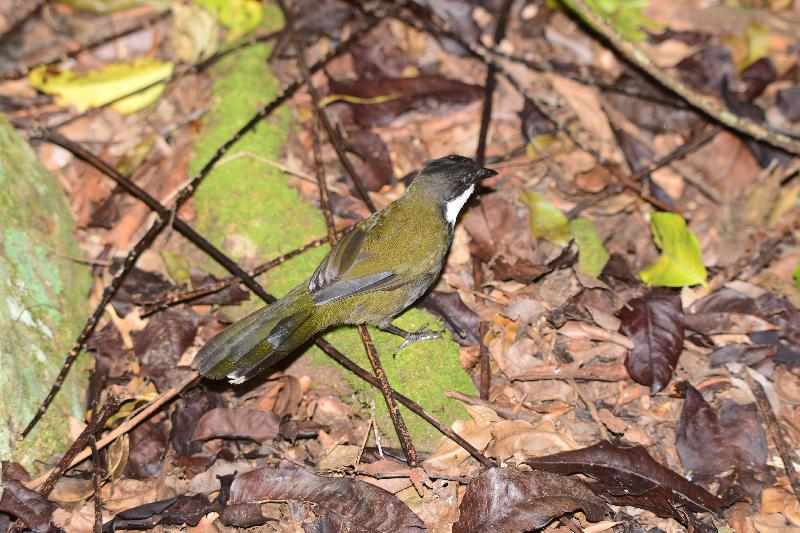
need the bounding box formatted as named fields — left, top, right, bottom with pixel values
left=381, top=323, right=443, bottom=355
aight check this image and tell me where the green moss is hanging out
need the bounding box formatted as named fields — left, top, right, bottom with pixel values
left=0, top=114, right=91, bottom=472
left=187, top=14, right=474, bottom=449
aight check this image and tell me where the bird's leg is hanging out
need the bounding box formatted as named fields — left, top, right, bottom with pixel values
left=380, top=323, right=443, bottom=354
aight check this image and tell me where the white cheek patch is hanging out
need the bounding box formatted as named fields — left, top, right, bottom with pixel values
left=445, top=184, right=474, bottom=225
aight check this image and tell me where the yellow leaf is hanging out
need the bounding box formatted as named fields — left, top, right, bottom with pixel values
left=29, top=59, right=174, bottom=114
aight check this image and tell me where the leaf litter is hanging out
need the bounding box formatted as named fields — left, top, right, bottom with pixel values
left=5, top=0, right=800, bottom=531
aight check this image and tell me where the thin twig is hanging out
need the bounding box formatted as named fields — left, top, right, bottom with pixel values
left=475, top=0, right=513, bottom=167
left=357, top=325, right=420, bottom=468
left=354, top=469, right=471, bottom=484
left=567, top=124, right=719, bottom=218
left=478, top=322, right=490, bottom=400
left=90, top=436, right=102, bottom=533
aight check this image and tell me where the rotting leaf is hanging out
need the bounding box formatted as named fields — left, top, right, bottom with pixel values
left=524, top=440, right=724, bottom=516
left=619, top=288, right=684, bottom=393
left=123, top=418, right=169, bottom=479
left=640, top=212, right=707, bottom=287
left=0, top=479, right=54, bottom=533
left=171, top=387, right=223, bottom=457
left=132, top=307, right=201, bottom=368
left=230, top=466, right=425, bottom=531
left=675, top=385, right=734, bottom=482
left=452, top=467, right=607, bottom=533
left=29, top=59, right=173, bottom=114
left=193, top=407, right=280, bottom=442
left=102, top=494, right=211, bottom=532
left=326, top=75, right=483, bottom=127
left=571, top=218, right=609, bottom=277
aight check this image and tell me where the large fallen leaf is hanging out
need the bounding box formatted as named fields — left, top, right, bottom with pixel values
left=675, top=385, right=734, bottom=482
left=230, top=466, right=425, bottom=531
left=521, top=191, right=571, bottom=245
left=452, top=467, right=607, bottom=533
left=193, top=408, right=280, bottom=442
left=571, top=218, right=610, bottom=277
left=619, top=288, right=684, bottom=393
left=327, top=75, right=483, bottom=127
left=524, top=440, right=724, bottom=517
left=29, top=59, right=174, bottom=114
left=640, top=212, right=707, bottom=287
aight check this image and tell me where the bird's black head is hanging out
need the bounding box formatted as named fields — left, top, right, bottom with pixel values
left=409, top=155, right=497, bottom=207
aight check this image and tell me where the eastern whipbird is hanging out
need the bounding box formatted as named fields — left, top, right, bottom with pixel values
left=194, top=155, right=497, bottom=383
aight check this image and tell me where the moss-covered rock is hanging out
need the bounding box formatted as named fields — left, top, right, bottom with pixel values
left=0, top=114, right=91, bottom=472
left=187, top=6, right=475, bottom=450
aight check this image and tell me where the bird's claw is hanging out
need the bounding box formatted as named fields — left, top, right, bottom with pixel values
left=393, top=324, right=443, bottom=356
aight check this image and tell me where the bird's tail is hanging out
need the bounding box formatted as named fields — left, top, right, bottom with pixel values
left=193, top=283, right=319, bottom=383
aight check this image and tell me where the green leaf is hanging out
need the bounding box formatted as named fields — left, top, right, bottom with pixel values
left=195, top=0, right=263, bottom=41
left=640, top=212, right=707, bottom=287
left=793, top=266, right=800, bottom=291
left=571, top=218, right=609, bottom=277
left=521, top=192, right=572, bottom=245
left=29, top=59, right=173, bottom=114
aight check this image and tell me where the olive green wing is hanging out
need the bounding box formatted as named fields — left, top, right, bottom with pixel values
left=308, top=221, right=399, bottom=306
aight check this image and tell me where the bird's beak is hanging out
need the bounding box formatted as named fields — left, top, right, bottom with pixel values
left=478, top=168, right=498, bottom=180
